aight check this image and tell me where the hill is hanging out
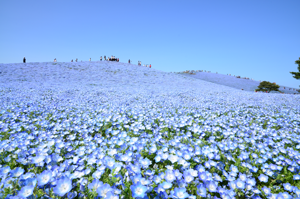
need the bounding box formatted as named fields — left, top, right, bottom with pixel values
left=0, top=61, right=300, bottom=198
left=179, top=71, right=299, bottom=94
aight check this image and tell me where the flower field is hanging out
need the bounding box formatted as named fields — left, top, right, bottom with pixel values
left=0, top=61, right=300, bottom=198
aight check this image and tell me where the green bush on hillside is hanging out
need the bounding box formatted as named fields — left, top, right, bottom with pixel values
left=255, top=81, right=280, bottom=93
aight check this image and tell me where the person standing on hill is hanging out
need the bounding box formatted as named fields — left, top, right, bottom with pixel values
left=100, top=56, right=102, bottom=61
left=128, top=59, right=130, bottom=63
left=149, top=64, right=151, bottom=68
left=23, top=57, right=26, bottom=63
left=89, top=58, right=91, bottom=61
left=76, top=58, right=78, bottom=62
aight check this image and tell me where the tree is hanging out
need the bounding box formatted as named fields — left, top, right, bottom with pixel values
left=290, top=57, right=300, bottom=80
left=255, top=81, right=280, bottom=93
left=290, top=57, right=300, bottom=92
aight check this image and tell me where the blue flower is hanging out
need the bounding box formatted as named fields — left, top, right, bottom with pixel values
left=160, top=181, right=173, bottom=189
left=198, top=172, right=208, bottom=182
left=294, top=175, right=300, bottom=180
left=183, top=172, right=193, bottom=184
left=53, top=177, right=73, bottom=197
left=172, top=187, right=189, bottom=199
left=196, top=184, right=206, bottom=197
left=18, top=185, right=34, bottom=198
left=31, top=155, right=46, bottom=164
left=168, top=154, right=179, bottom=164
left=205, top=181, right=218, bottom=192
left=97, top=183, right=113, bottom=198
left=283, top=183, right=293, bottom=192
left=130, top=182, right=147, bottom=198
left=37, top=170, right=52, bottom=186
left=228, top=181, right=236, bottom=190
left=258, top=174, right=268, bottom=183
left=154, top=155, right=162, bottom=163
left=88, top=178, right=103, bottom=192
left=235, top=179, right=245, bottom=189
left=139, top=157, right=151, bottom=169
left=11, top=167, right=24, bottom=177
left=164, top=170, right=176, bottom=182
left=106, top=191, right=119, bottom=199
left=238, top=173, right=247, bottom=181
left=261, top=186, right=271, bottom=196
left=153, top=175, right=162, bottom=184
left=246, top=178, right=256, bottom=186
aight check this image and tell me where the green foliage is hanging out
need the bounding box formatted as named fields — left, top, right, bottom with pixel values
left=290, top=57, right=300, bottom=80
left=290, top=57, right=300, bottom=91
left=255, top=81, right=280, bottom=93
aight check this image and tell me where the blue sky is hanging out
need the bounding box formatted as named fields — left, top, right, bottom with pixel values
left=1, top=0, right=299, bottom=88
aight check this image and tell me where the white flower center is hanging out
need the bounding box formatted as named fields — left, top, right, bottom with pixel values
left=61, top=184, right=68, bottom=192
left=42, top=175, right=49, bottom=182
left=177, top=192, right=184, bottom=198
left=136, top=187, right=143, bottom=195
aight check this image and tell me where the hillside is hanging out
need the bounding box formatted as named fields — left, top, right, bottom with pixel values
left=179, top=71, right=299, bottom=94
left=0, top=61, right=300, bottom=198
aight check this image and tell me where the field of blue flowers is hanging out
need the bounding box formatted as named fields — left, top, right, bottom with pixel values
left=0, top=61, right=300, bottom=199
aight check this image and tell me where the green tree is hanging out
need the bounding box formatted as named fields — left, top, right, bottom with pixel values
left=255, top=81, right=280, bottom=93
left=290, top=57, right=300, bottom=80
left=290, top=57, right=300, bottom=92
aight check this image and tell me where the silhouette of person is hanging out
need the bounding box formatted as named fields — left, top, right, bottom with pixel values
left=23, top=57, right=26, bottom=63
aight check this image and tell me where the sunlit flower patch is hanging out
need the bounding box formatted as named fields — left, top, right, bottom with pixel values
left=0, top=62, right=300, bottom=198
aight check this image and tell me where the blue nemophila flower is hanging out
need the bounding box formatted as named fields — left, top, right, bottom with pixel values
left=0, top=166, right=11, bottom=176
left=205, top=181, right=218, bottom=192
left=172, top=187, right=190, bottom=199
left=154, top=184, right=166, bottom=195
left=294, top=174, right=300, bottom=180
left=183, top=172, right=193, bottom=184
left=11, top=167, right=24, bottom=177
left=198, top=172, right=208, bottom=182
left=196, top=184, right=207, bottom=197
left=283, top=183, right=294, bottom=192
left=104, top=156, right=115, bottom=169
left=261, top=186, right=271, bottom=196
left=37, top=170, right=52, bottom=186
left=164, top=169, right=176, bottom=182
left=168, top=154, right=179, bottom=164
left=154, top=154, right=162, bottom=162
left=246, top=178, right=256, bottom=186
left=97, top=183, right=113, bottom=198
left=235, top=179, right=245, bottom=189
left=130, top=182, right=147, bottom=198
left=139, top=157, right=151, bottom=169
left=258, top=174, right=268, bottom=183
left=279, top=192, right=293, bottom=199
left=228, top=181, right=236, bottom=190
left=88, top=179, right=103, bottom=192
left=238, top=173, right=247, bottom=181
left=53, top=177, right=73, bottom=197
left=230, top=165, right=239, bottom=173
left=160, top=181, right=173, bottom=189
left=18, top=185, right=34, bottom=198
left=213, top=173, right=222, bottom=182
left=106, top=191, right=119, bottom=199
left=174, top=169, right=183, bottom=180
left=153, top=175, right=162, bottom=184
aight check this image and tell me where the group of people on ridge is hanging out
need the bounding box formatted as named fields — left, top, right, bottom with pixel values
left=22, top=56, right=151, bottom=68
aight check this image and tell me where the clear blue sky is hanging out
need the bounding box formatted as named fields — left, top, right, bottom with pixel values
left=1, top=0, right=299, bottom=88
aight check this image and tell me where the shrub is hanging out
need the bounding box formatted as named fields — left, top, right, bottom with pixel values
left=255, top=81, right=280, bottom=93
